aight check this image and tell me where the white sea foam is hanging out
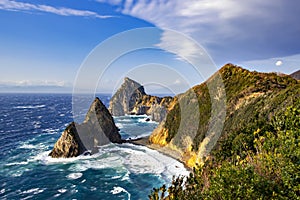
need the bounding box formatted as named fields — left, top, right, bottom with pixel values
left=58, top=189, right=67, bottom=193
left=5, top=161, right=29, bottom=166
left=66, top=172, right=83, bottom=180
left=19, top=144, right=36, bottom=149
left=22, top=188, right=44, bottom=194
left=0, top=189, right=5, bottom=194
left=42, top=128, right=59, bottom=135
left=115, top=123, right=123, bottom=128
left=14, top=105, right=46, bottom=109
left=110, top=186, right=131, bottom=199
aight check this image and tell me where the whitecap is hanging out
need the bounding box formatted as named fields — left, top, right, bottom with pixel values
left=111, top=186, right=131, bottom=199
left=0, top=189, right=5, bottom=194
left=5, top=161, right=28, bottom=166
left=66, top=172, right=83, bottom=180
left=58, top=189, right=67, bottom=193
left=19, top=144, right=36, bottom=149
left=14, top=105, right=46, bottom=109
left=22, top=188, right=42, bottom=194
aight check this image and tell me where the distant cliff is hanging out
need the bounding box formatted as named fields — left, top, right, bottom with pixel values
left=108, top=77, right=174, bottom=122
left=290, top=69, right=300, bottom=80
left=149, top=64, right=299, bottom=168
left=49, top=97, right=122, bottom=158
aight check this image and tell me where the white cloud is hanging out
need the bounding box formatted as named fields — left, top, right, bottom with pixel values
left=275, top=60, right=283, bottom=66
left=155, top=30, right=204, bottom=63
left=0, top=80, right=72, bottom=87
left=97, top=0, right=298, bottom=65
left=0, top=0, right=113, bottom=18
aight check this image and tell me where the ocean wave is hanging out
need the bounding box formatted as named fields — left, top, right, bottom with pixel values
left=22, top=188, right=44, bottom=195
left=66, top=172, right=83, bottom=180
left=42, top=128, right=60, bottom=135
left=110, top=186, right=131, bottom=199
left=14, top=105, right=46, bottom=109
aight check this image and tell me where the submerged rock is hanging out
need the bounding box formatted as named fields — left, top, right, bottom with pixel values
left=49, top=97, right=122, bottom=158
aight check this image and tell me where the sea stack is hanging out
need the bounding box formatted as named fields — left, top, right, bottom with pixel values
left=49, top=97, right=122, bottom=158
left=109, top=77, right=147, bottom=116
left=108, top=77, right=173, bottom=122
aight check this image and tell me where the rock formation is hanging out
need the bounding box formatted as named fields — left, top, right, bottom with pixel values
left=49, top=97, right=122, bottom=158
left=108, top=77, right=174, bottom=122
left=290, top=70, right=300, bottom=80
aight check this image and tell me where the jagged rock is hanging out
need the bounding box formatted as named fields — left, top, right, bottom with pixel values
left=109, top=77, right=146, bottom=116
left=108, top=77, right=174, bottom=122
left=49, top=97, right=122, bottom=158
left=48, top=122, right=85, bottom=158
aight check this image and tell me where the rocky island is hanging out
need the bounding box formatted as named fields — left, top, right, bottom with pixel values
left=49, top=97, right=122, bottom=158
left=108, top=77, right=174, bottom=122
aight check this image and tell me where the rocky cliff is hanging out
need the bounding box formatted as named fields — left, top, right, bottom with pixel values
left=49, top=97, right=122, bottom=158
left=290, top=69, right=300, bottom=80
left=149, top=64, right=299, bottom=168
left=108, top=77, right=174, bottom=122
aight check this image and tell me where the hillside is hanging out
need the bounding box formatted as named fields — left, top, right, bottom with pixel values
left=149, top=64, right=299, bottom=168
left=149, top=64, right=300, bottom=199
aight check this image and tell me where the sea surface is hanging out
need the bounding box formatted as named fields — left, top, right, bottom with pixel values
left=0, top=93, right=188, bottom=199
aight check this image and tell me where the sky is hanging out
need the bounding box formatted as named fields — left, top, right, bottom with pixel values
left=0, top=0, right=300, bottom=94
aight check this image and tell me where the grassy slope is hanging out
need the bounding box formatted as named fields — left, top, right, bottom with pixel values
left=148, top=64, right=300, bottom=199
left=149, top=63, right=299, bottom=167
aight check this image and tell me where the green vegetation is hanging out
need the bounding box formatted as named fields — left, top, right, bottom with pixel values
left=149, top=103, right=300, bottom=199
left=149, top=64, right=300, bottom=199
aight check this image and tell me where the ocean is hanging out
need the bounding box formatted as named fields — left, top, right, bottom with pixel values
left=0, top=93, right=188, bottom=199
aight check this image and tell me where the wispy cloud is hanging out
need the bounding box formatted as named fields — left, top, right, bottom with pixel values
left=0, top=0, right=113, bottom=18
left=98, top=0, right=300, bottom=64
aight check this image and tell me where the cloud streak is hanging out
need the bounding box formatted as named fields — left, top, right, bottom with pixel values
left=98, top=0, right=300, bottom=64
left=0, top=0, right=113, bottom=18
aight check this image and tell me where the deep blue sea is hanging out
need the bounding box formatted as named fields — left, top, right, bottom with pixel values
left=0, top=94, right=188, bottom=200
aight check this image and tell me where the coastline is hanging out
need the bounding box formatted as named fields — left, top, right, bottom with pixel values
left=127, top=136, right=192, bottom=172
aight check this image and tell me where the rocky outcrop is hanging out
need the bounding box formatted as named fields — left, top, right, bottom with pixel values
left=108, top=77, right=174, bottom=122
left=49, top=97, right=122, bottom=158
left=290, top=70, right=300, bottom=80
left=109, top=77, right=146, bottom=116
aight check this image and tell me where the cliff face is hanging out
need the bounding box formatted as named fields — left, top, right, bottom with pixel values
left=109, top=77, right=174, bottom=122
left=149, top=64, right=299, bottom=168
left=49, top=97, right=122, bottom=158
left=290, top=70, right=300, bottom=80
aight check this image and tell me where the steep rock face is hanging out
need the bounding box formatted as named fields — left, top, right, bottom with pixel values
left=290, top=70, right=300, bottom=80
left=149, top=64, right=299, bottom=168
left=109, top=77, right=174, bottom=122
left=109, top=77, right=146, bottom=116
left=48, top=122, right=85, bottom=158
left=49, top=97, right=122, bottom=158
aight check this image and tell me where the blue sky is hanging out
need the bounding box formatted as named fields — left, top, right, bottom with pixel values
left=0, top=0, right=300, bottom=93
